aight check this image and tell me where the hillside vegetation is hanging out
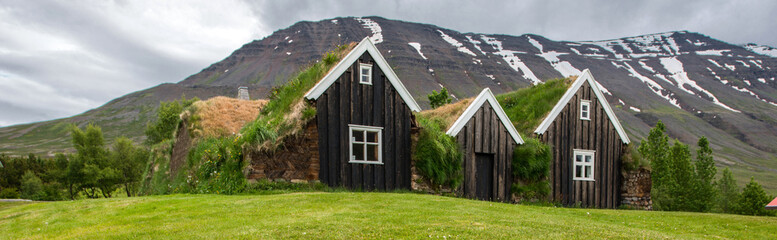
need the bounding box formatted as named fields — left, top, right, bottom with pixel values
left=1, top=193, right=775, bottom=239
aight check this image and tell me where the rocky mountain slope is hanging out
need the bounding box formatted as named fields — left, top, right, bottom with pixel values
left=1, top=16, right=776, bottom=191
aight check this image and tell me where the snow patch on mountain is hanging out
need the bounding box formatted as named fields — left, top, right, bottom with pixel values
left=660, top=57, right=739, bottom=112
left=696, top=49, right=730, bottom=56
left=614, top=61, right=681, bottom=109
left=639, top=60, right=655, bottom=73
left=481, top=35, right=542, bottom=85
left=744, top=44, right=777, bottom=58
left=630, top=106, right=642, bottom=112
left=736, top=60, right=750, bottom=67
left=724, top=63, right=736, bottom=71
left=465, top=36, right=486, bottom=55
left=528, top=36, right=582, bottom=77
left=355, top=17, right=383, bottom=44
left=750, top=60, right=763, bottom=69
left=407, top=42, right=427, bottom=60
left=707, top=59, right=723, bottom=68
left=438, top=30, right=476, bottom=56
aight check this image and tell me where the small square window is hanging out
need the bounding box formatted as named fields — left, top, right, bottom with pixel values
left=573, top=149, right=595, bottom=181
left=349, top=124, right=382, bottom=164
left=580, top=100, right=591, bottom=120
left=359, top=63, right=372, bottom=85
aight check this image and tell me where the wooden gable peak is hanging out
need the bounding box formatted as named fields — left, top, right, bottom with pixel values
left=303, top=37, right=421, bottom=112
left=534, top=69, right=630, bottom=144
left=446, top=88, right=524, bottom=144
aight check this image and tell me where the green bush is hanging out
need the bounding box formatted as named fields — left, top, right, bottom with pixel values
left=621, top=144, right=648, bottom=172
left=145, top=96, right=198, bottom=146
left=511, top=138, right=551, bottom=200
left=428, top=87, right=453, bottom=109
left=0, top=187, right=20, bottom=199
left=188, top=136, right=247, bottom=194
left=414, top=117, right=463, bottom=191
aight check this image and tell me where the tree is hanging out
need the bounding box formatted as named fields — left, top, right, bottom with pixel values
left=111, top=137, right=148, bottom=197
left=692, top=137, right=717, bottom=212
left=639, top=121, right=671, bottom=210
left=716, top=167, right=739, bottom=213
left=20, top=171, right=44, bottom=200
left=737, top=178, right=774, bottom=216
left=71, top=124, right=120, bottom=198
left=427, top=87, right=453, bottom=109
left=668, top=140, right=694, bottom=211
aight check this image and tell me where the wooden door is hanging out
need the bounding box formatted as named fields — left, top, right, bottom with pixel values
left=475, top=153, right=494, bottom=201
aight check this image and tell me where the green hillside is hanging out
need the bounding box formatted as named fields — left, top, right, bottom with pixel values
left=1, top=193, right=774, bottom=239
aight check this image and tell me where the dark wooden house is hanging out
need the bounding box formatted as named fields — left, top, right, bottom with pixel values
left=445, top=88, right=524, bottom=202
left=304, top=38, right=422, bottom=190
left=534, top=69, right=630, bottom=208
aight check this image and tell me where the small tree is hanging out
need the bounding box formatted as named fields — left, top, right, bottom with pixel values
left=737, top=178, right=774, bottom=216
left=692, top=137, right=716, bottom=212
left=716, top=167, right=739, bottom=213
left=428, top=87, right=453, bottom=109
left=111, top=137, right=148, bottom=197
left=639, top=121, right=671, bottom=210
left=144, top=96, right=198, bottom=145
left=20, top=171, right=44, bottom=200
left=668, top=140, right=694, bottom=211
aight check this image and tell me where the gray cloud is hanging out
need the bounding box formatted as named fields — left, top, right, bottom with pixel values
left=1, top=0, right=774, bottom=127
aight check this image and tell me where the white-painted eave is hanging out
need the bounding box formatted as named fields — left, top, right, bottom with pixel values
left=534, top=69, right=631, bottom=144
left=303, top=37, right=422, bottom=112
left=446, top=88, right=524, bottom=144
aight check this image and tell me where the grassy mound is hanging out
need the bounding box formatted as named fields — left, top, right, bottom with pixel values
left=1, top=193, right=774, bottom=239
left=185, top=96, right=268, bottom=138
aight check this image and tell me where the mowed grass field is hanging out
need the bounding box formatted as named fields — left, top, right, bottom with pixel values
left=1, top=192, right=775, bottom=239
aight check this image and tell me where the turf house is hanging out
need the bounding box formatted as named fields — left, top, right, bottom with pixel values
left=533, top=69, right=631, bottom=208
left=304, top=37, right=422, bottom=190
left=435, top=88, right=524, bottom=202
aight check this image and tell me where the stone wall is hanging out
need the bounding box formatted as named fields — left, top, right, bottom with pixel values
left=621, top=168, right=652, bottom=210
left=245, top=120, right=319, bottom=182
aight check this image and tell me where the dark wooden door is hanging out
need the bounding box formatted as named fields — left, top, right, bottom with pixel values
left=475, top=153, right=494, bottom=201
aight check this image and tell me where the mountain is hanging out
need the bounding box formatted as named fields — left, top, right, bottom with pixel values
left=2, top=16, right=776, bottom=192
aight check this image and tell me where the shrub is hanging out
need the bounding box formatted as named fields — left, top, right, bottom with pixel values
left=414, top=117, right=463, bottom=191
left=145, top=96, right=198, bottom=145
left=428, top=87, right=453, bottom=109
left=188, top=136, right=247, bottom=194
left=620, top=144, right=647, bottom=172
left=0, top=188, right=20, bottom=199
left=716, top=167, right=739, bottom=213
left=511, top=138, right=551, bottom=200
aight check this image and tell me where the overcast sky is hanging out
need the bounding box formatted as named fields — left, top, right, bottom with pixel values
left=1, top=0, right=775, bottom=127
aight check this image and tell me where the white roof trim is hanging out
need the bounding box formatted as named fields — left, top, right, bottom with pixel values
left=303, top=37, right=422, bottom=112
left=534, top=69, right=630, bottom=144
left=445, top=88, right=524, bottom=144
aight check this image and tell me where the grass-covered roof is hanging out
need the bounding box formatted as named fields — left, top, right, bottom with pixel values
left=420, top=77, right=574, bottom=136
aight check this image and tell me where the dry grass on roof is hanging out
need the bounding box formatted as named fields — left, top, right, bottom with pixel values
left=418, top=98, right=474, bottom=130
left=189, top=96, right=268, bottom=138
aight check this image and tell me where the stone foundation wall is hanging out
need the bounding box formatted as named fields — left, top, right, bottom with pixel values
left=245, top=120, right=319, bottom=182
left=621, top=168, right=652, bottom=210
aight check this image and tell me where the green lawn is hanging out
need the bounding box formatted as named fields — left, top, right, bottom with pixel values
left=1, top=193, right=775, bottom=239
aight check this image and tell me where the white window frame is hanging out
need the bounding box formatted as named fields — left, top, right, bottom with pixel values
left=580, top=100, right=591, bottom=121
left=348, top=124, right=383, bottom=164
left=359, top=63, right=372, bottom=85
left=573, top=149, right=595, bottom=181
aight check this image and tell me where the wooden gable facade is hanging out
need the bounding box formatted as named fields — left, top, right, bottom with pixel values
left=304, top=38, right=422, bottom=191
left=534, top=69, right=630, bottom=208
left=446, top=88, right=524, bottom=202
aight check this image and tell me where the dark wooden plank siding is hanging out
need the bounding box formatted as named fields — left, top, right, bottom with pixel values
left=316, top=52, right=413, bottom=191
left=455, top=104, right=515, bottom=202
left=537, top=81, right=625, bottom=208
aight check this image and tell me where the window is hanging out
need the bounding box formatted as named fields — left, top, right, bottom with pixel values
left=573, top=149, right=595, bottom=181
left=580, top=100, right=591, bottom=120
left=349, top=124, right=382, bottom=164
left=359, top=63, right=372, bottom=85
